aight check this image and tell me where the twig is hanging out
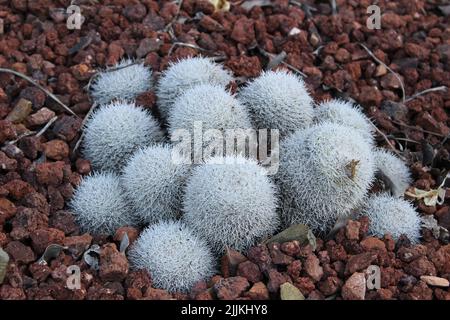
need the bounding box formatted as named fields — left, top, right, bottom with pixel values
left=0, top=68, right=77, bottom=117
left=164, top=0, right=184, bottom=37
left=330, top=0, right=337, bottom=15
left=391, top=120, right=445, bottom=138
left=36, top=116, right=58, bottom=137
left=405, top=86, right=447, bottom=103
left=168, top=42, right=212, bottom=56
left=4, top=131, right=36, bottom=146
left=386, top=135, right=420, bottom=144
left=258, top=47, right=307, bottom=77
left=359, top=43, right=406, bottom=103
left=370, top=120, right=406, bottom=160
left=73, top=102, right=98, bottom=154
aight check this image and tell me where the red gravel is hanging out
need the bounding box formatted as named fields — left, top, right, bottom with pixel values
left=0, top=0, right=449, bottom=300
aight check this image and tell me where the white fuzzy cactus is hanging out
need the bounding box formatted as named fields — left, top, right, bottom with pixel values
left=156, top=56, right=233, bottom=119
left=128, top=220, right=215, bottom=293
left=70, top=172, right=136, bottom=235
left=314, top=99, right=375, bottom=144
left=121, top=144, right=190, bottom=224
left=276, top=123, right=375, bottom=234
left=362, top=193, right=421, bottom=242
left=373, top=148, right=412, bottom=197
left=238, top=70, right=313, bottom=137
left=83, top=101, right=164, bottom=172
left=90, top=59, right=152, bottom=105
left=182, top=156, right=279, bottom=254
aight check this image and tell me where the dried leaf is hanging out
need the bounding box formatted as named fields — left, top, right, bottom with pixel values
left=265, top=224, right=317, bottom=250
left=83, top=244, right=101, bottom=270
left=406, top=182, right=447, bottom=207
left=266, top=51, right=287, bottom=70
left=37, top=244, right=67, bottom=265
left=345, top=159, right=360, bottom=180
left=421, top=215, right=449, bottom=242
left=280, top=282, right=305, bottom=300
left=6, top=98, right=33, bottom=124
left=240, top=0, right=273, bottom=11
left=0, top=248, right=9, bottom=284
left=119, top=233, right=129, bottom=253
left=208, top=0, right=230, bottom=12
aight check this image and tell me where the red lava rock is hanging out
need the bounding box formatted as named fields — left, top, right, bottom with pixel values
left=49, top=210, right=79, bottom=235
left=294, top=277, right=315, bottom=296
left=29, top=262, right=52, bottom=282
left=0, top=285, right=26, bottom=300
left=405, top=43, right=430, bottom=60
left=345, top=252, right=377, bottom=275
left=267, top=269, right=290, bottom=293
left=30, top=228, right=65, bottom=254
left=99, top=243, right=129, bottom=282
left=43, top=140, right=69, bottom=160
left=0, top=120, right=17, bottom=144
left=125, top=269, right=152, bottom=295
left=3, top=179, right=34, bottom=200
left=401, top=280, right=433, bottom=300
left=247, top=244, right=272, bottom=272
left=22, top=192, right=50, bottom=215
left=113, top=226, right=139, bottom=247
left=268, top=242, right=294, bottom=265
left=318, top=276, right=343, bottom=296
left=405, top=257, right=436, bottom=277
left=231, top=17, right=255, bottom=46
left=64, top=234, right=93, bottom=258
left=236, top=260, right=262, bottom=283
left=280, top=240, right=301, bottom=256
left=226, top=55, right=261, bottom=78
left=144, top=287, right=172, bottom=300
left=342, top=272, right=366, bottom=300
left=221, top=248, right=247, bottom=277
left=360, top=237, right=387, bottom=252
left=0, top=197, right=17, bottom=224
left=345, top=220, right=361, bottom=240
left=245, top=282, right=269, bottom=300
left=52, top=115, right=82, bottom=142
left=123, top=3, right=147, bottom=22
left=35, top=161, right=65, bottom=186
left=358, top=86, right=383, bottom=106
left=26, top=108, right=56, bottom=127
left=287, top=260, right=302, bottom=279
left=10, top=207, right=48, bottom=241
left=214, top=276, right=250, bottom=300
left=397, top=245, right=427, bottom=263
left=304, top=254, right=324, bottom=282
left=5, top=241, right=36, bottom=264
left=75, top=158, right=91, bottom=175
left=18, top=136, right=41, bottom=159
left=0, top=151, right=18, bottom=171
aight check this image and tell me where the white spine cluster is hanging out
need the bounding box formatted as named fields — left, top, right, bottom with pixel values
left=182, top=156, right=279, bottom=254
left=83, top=101, right=165, bottom=172
left=121, top=144, right=191, bottom=224
left=276, top=123, right=375, bottom=234
left=90, top=59, right=152, bottom=105
left=373, top=148, right=412, bottom=197
left=362, top=193, right=421, bottom=242
left=69, top=172, right=136, bottom=235
left=238, top=70, right=313, bottom=137
left=156, top=56, right=233, bottom=119
left=128, top=220, right=215, bottom=293
left=314, top=99, right=375, bottom=145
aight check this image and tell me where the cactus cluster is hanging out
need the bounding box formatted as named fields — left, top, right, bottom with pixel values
left=70, top=56, right=421, bottom=293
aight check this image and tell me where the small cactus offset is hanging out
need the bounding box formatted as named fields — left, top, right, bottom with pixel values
left=238, top=70, right=314, bottom=137
left=276, top=122, right=375, bottom=234
left=373, top=148, right=412, bottom=197
left=182, top=156, right=279, bottom=254
left=156, top=56, right=233, bottom=119
left=361, top=193, right=421, bottom=242
left=121, top=144, right=191, bottom=224
left=70, top=172, right=137, bottom=235
left=83, top=101, right=164, bottom=172
left=90, top=58, right=152, bottom=105
left=128, top=220, right=215, bottom=293
left=314, top=99, right=375, bottom=144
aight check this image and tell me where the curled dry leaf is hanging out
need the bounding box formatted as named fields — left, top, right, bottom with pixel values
left=37, top=244, right=67, bottom=265
left=421, top=215, right=449, bottom=242
left=406, top=174, right=448, bottom=206
left=209, top=0, right=230, bottom=11
left=280, top=282, right=305, bottom=300
left=0, top=248, right=9, bottom=284
left=83, top=244, right=101, bottom=270
left=265, top=224, right=317, bottom=250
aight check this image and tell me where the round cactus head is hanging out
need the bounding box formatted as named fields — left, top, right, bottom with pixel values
left=362, top=193, right=421, bottom=242
left=156, top=56, right=233, bottom=119
left=276, top=122, right=375, bottom=234
left=90, top=59, right=152, bottom=105
left=69, top=172, right=136, bottom=235
left=238, top=70, right=314, bottom=137
left=121, top=144, right=190, bottom=224
left=128, top=220, right=215, bottom=293
left=314, top=99, right=375, bottom=144
left=182, top=155, right=279, bottom=254
left=83, top=101, right=165, bottom=172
